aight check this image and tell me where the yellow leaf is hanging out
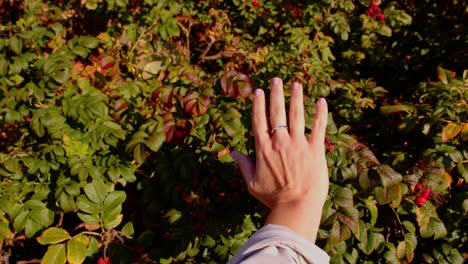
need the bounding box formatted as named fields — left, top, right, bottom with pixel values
left=441, top=122, right=463, bottom=142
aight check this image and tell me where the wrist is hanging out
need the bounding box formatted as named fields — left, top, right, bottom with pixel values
left=265, top=198, right=324, bottom=243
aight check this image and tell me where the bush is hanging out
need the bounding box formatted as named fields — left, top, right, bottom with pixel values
left=0, top=0, right=466, bottom=263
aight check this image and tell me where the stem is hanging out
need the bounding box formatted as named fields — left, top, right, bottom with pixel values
left=199, top=38, right=216, bottom=62
left=130, top=19, right=160, bottom=54
left=391, top=206, right=405, bottom=236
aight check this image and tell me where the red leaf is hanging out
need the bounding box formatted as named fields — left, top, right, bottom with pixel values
left=233, top=73, right=252, bottom=99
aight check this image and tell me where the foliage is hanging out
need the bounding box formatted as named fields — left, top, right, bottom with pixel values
left=0, top=0, right=466, bottom=263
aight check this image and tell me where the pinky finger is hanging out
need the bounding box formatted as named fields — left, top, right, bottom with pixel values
left=308, top=98, right=328, bottom=148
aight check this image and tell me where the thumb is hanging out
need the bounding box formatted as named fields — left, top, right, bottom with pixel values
left=231, top=150, right=255, bottom=185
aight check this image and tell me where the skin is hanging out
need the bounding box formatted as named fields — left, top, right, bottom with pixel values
left=231, top=77, right=329, bottom=243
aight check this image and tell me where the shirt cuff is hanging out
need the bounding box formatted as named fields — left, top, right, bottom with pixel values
left=227, top=224, right=330, bottom=264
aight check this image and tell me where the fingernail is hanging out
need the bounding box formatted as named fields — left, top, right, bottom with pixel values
left=292, top=82, right=301, bottom=92
left=254, top=89, right=262, bottom=97
left=230, top=151, right=240, bottom=161
left=272, top=77, right=280, bottom=86
left=318, top=97, right=326, bottom=106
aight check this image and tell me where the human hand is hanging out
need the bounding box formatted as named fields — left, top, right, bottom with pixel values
left=231, top=77, right=329, bottom=242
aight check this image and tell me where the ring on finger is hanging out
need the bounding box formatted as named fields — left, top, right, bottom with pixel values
left=271, top=125, right=288, bottom=135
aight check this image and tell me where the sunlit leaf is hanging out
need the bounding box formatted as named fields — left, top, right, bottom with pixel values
left=84, top=179, right=107, bottom=204
left=67, top=234, right=89, bottom=264
left=121, top=222, right=134, bottom=237
left=37, top=227, right=71, bottom=245
left=441, top=122, right=463, bottom=142
left=163, top=209, right=181, bottom=224
left=103, top=191, right=126, bottom=212
left=41, top=244, right=66, bottom=264
left=437, top=66, right=455, bottom=84
left=415, top=202, right=447, bottom=239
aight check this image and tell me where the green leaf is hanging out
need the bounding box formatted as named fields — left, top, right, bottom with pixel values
left=103, top=191, right=126, bottom=212
left=103, top=214, right=123, bottom=229
left=25, top=218, right=43, bottom=238
left=37, top=227, right=71, bottom=245
left=415, top=202, right=447, bottom=239
left=13, top=210, right=29, bottom=232
left=77, top=212, right=100, bottom=225
left=163, top=209, right=182, bottom=224
left=437, top=66, right=455, bottom=84
left=202, top=235, right=216, bottom=248
left=52, top=68, right=70, bottom=84
left=457, top=162, right=468, bottom=182
left=222, top=108, right=243, bottom=137
left=145, top=130, right=165, bottom=152
left=24, top=199, right=46, bottom=210
left=402, top=220, right=416, bottom=234
left=375, top=184, right=401, bottom=205
left=376, top=164, right=402, bottom=188
left=380, top=105, right=416, bottom=115
left=9, top=35, right=22, bottom=54
left=84, top=179, right=107, bottom=204
left=359, top=229, right=374, bottom=255
left=77, top=36, right=100, bottom=49
left=29, top=208, right=54, bottom=227
left=378, top=25, right=392, bottom=37
left=332, top=187, right=353, bottom=208
left=67, top=234, right=89, bottom=264
left=241, top=215, right=257, bottom=232
left=396, top=233, right=417, bottom=262
left=86, top=236, right=102, bottom=257
left=121, top=222, right=134, bottom=236
left=41, top=244, right=66, bottom=264
left=0, top=57, right=8, bottom=75
left=76, top=195, right=101, bottom=215
left=72, top=46, right=88, bottom=58
left=4, top=158, right=20, bottom=173
left=64, top=182, right=81, bottom=196
left=102, top=205, right=122, bottom=223
left=363, top=198, right=378, bottom=227
left=58, top=193, right=77, bottom=212
left=108, top=166, right=120, bottom=182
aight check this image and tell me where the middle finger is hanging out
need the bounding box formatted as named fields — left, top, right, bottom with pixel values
left=269, top=77, right=288, bottom=136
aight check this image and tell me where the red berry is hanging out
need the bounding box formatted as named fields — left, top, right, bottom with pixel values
left=98, top=257, right=112, bottom=264
left=378, top=14, right=385, bottom=22
left=420, top=187, right=431, bottom=199
left=415, top=196, right=427, bottom=206
left=252, top=0, right=259, bottom=7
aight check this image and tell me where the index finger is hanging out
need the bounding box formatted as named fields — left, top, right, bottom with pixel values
left=252, top=89, right=270, bottom=143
